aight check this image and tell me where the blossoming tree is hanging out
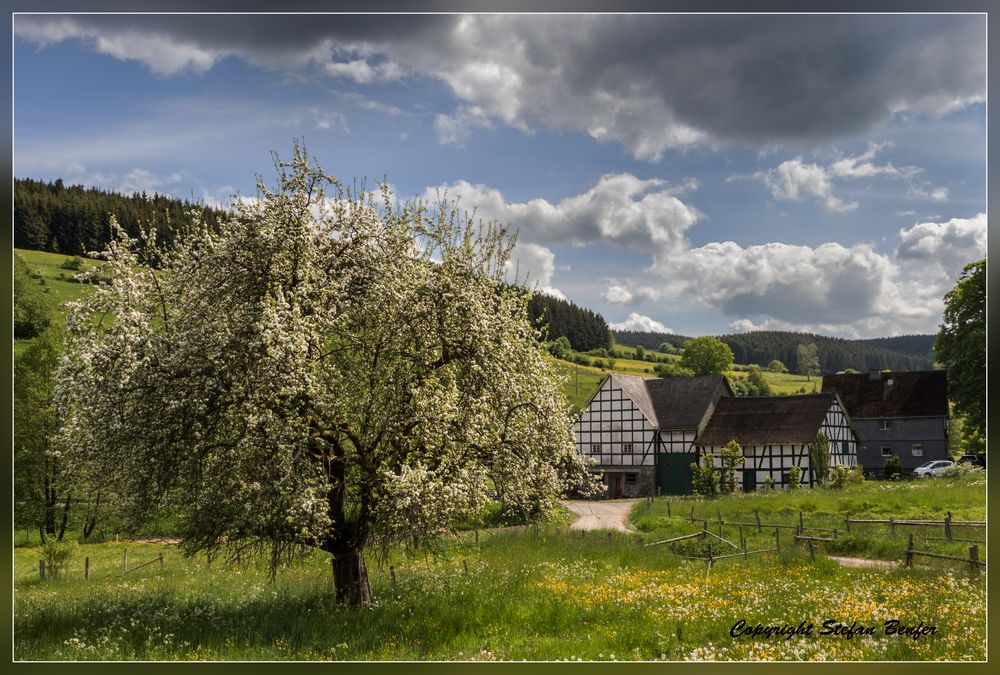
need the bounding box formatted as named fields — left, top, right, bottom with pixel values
left=57, top=146, right=597, bottom=605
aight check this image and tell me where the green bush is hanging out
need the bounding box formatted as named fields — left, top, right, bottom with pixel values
left=941, top=462, right=985, bottom=479
left=846, top=466, right=866, bottom=485
left=829, top=465, right=850, bottom=489
left=691, top=455, right=719, bottom=497
left=61, top=256, right=85, bottom=271
left=882, top=455, right=903, bottom=480
left=41, top=539, right=76, bottom=580
left=787, top=465, right=801, bottom=490
left=762, top=475, right=775, bottom=491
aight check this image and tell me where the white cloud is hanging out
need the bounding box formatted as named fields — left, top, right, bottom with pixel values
left=896, top=213, right=986, bottom=286
left=434, top=106, right=493, bottom=145
left=601, top=281, right=660, bottom=306
left=506, top=242, right=567, bottom=301
left=762, top=158, right=858, bottom=213
left=323, top=59, right=403, bottom=83
left=425, top=173, right=700, bottom=263
left=609, top=313, right=673, bottom=333
left=827, top=142, right=920, bottom=179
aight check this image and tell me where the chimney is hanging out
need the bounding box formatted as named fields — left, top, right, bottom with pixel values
left=869, top=369, right=881, bottom=381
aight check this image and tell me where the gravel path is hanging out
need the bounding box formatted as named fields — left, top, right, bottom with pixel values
left=561, top=499, right=641, bottom=532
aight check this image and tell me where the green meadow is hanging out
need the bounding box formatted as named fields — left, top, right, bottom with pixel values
left=14, top=475, right=985, bottom=661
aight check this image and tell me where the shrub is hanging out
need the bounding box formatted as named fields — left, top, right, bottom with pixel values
left=809, top=432, right=830, bottom=485
left=691, top=455, right=719, bottom=497
left=41, top=540, right=75, bottom=580
left=61, top=256, right=85, bottom=271
left=787, top=465, right=801, bottom=490
left=828, top=465, right=850, bottom=489
left=882, top=455, right=903, bottom=480
left=762, top=475, right=775, bottom=491
left=719, top=440, right=744, bottom=494
left=846, top=466, right=866, bottom=484
left=767, top=360, right=788, bottom=373
left=941, top=462, right=985, bottom=479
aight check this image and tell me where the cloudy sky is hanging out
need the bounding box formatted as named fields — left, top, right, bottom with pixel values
left=13, top=13, right=987, bottom=338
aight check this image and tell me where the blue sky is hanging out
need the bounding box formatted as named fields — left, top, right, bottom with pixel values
left=13, top=13, right=986, bottom=339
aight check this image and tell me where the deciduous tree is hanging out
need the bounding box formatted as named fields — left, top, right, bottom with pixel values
left=58, top=146, right=598, bottom=606
left=680, top=336, right=734, bottom=376
left=935, top=259, right=985, bottom=453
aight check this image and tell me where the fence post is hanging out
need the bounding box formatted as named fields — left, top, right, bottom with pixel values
left=123, top=548, right=128, bottom=573
left=690, top=505, right=695, bottom=523
left=717, top=508, right=722, bottom=524
left=463, top=559, right=469, bottom=575
left=890, top=518, right=896, bottom=537
left=667, top=502, right=671, bottom=517
left=703, top=520, right=708, bottom=532
left=969, top=545, right=980, bottom=573
left=799, top=511, right=804, bottom=532
left=845, top=514, right=850, bottom=533
left=808, top=539, right=815, bottom=561
left=85, top=556, right=90, bottom=580
left=905, top=534, right=914, bottom=568
left=775, top=528, right=780, bottom=552
left=945, top=512, right=952, bottom=542
left=833, top=528, right=839, bottom=540
left=390, top=564, right=396, bottom=585
left=39, top=560, right=45, bottom=581
left=475, top=529, right=479, bottom=544
left=159, top=552, right=164, bottom=569
left=755, top=510, right=761, bottom=532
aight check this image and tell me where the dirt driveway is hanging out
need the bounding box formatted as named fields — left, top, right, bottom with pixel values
left=561, top=499, right=641, bottom=532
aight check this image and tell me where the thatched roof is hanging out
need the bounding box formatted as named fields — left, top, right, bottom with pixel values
left=697, top=394, right=840, bottom=447
left=821, top=370, right=948, bottom=418
left=608, top=373, right=732, bottom=431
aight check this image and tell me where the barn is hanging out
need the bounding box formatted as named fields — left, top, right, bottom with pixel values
left=695, top=393, right=859, bottom=490
left=573, top=373, right=733, bottom=498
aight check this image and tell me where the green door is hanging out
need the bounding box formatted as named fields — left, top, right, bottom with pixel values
left=743, top=469, right=756, bottom=493
left=657, top=452, right=696, bottom=495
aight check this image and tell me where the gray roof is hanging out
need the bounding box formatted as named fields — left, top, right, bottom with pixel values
left=609, top=373, right=733, bottom=431
left=697, top=393, right=841, bottom=446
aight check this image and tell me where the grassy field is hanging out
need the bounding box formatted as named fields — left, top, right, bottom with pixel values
left=15, top=248, right=106, bottom=310
left=14, top=476, right=985, bottom=661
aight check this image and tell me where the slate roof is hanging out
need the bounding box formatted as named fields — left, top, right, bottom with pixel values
left=697, top=393, right=841, bottom=446
left=608, top=373, right=732, bottom=432
left=821, top=370, right=948, bottom=418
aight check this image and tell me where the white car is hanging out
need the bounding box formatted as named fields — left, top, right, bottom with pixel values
left=913, top=460, right=954, bottom=478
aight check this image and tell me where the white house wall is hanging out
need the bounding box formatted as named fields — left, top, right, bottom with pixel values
left=658, top=430, right=697, bottom=454
left=821, top=402, right=859, bottom=468
left=574, top=377, right=657, bottom=468
left=701, top=443, right=812, bottom=490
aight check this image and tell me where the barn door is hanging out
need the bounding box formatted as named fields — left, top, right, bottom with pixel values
left=743, top=470, right=756, bottom=493
left=657, top=453, right=696, bottom=495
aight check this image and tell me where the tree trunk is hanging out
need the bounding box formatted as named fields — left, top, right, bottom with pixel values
left=331, top=547, right=372, bottom=607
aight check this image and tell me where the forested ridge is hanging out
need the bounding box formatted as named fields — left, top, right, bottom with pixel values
left=527, top=294, right=612, bottom=352
left=613, top=329, right=936, bottom=373
left=14, top=177, right=226, bottom=257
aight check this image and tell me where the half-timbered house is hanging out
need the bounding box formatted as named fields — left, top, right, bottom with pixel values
left=695, top=393, right=859, bottom=490
left=573, top=373, right=733, bottom=498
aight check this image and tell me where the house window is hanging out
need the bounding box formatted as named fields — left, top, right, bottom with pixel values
left=879, top=419, right=893, bottom=430
left=623, top=443, right=633, bottom=453
left=591, top=444, right=601, bottom=455
left=625, top=473, right=637, bottom=485
left=881, top=447, right=893, bottom=457
left=911, top=444, right=923, bottom=457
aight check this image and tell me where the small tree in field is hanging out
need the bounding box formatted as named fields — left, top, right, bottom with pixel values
left=680, top=336, right=734, bottom=376
left=719, top=440, right=744, bottom=494
left=57, top=145, right=598, bottom=606
left=809, top=431, right=830, bottom=486
left=796, top=342, right=820, bottom=380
